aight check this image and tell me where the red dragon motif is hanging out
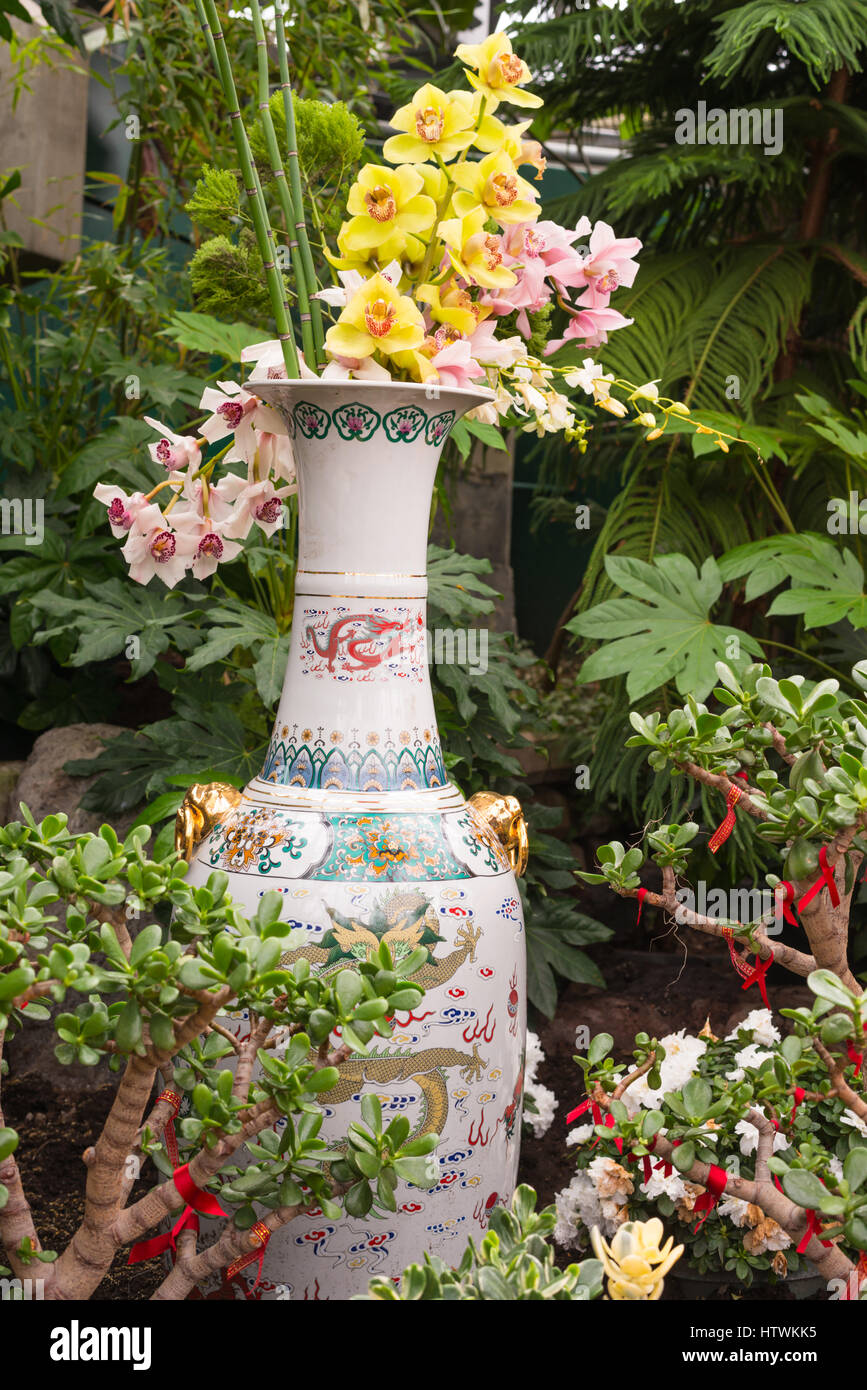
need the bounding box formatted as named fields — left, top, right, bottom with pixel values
left=306, top=614, right=406, bottom=673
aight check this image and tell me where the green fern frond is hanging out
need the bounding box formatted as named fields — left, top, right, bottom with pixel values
left=705, top=0, right=867, bottom=89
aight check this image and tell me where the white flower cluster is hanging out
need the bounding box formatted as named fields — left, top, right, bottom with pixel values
left=554, top=1156, right=634, bottom=1249
left=522, top=1029, right=558, bottom=1139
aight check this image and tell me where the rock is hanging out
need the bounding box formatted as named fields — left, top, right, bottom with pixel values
left=11, top=724, right=139, bottom=837
left=0, top=760, right=26, bottom=821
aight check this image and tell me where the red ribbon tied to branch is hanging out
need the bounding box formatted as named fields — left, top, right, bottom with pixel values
left=564, top=1097, right=622, bottom=1152
left=790, top=1086, right=807, bottom=1126
left=565, top=1096, right=601, bottom=1125
left=128, top=1205, right=199, bottom=1265
left=721, top=928, right=774, bottom=1008
left=775, top=881, right=799, bottom=927
left=635, top=887, right=647, bottom=924
left=225, top=1220, right=272, bottom=1290
left=847, top=1039, right=865, bottom=1079
left=156, top=1088, right=182, bottom=1169
left=797, top=1207, right=833, bottom=1255
left=796, top=846, right=841, bottom=913
left=708, top=783, right=743, bottom=854
left=173, top=1162, right=229, bottom=1219
left=692, top=1164, right=728, bottom=1232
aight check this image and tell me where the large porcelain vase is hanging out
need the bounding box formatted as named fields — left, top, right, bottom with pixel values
left=179, top=380, right=528, bottom=1300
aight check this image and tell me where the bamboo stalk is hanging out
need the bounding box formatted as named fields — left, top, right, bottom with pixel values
left=249, top=0, right=316, bottom=368
left=273, top=0, right=326, bottom=367
left=196, top=0, right=300, bottom=379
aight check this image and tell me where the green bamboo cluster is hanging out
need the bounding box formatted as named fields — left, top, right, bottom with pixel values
left=194, top=0, right=325, bottom=375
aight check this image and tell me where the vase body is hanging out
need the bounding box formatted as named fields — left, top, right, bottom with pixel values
left=182, top=381, right=527, bottom=1300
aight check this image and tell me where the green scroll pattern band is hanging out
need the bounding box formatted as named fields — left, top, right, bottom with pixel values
left=287, top=399, right=456, bottom=448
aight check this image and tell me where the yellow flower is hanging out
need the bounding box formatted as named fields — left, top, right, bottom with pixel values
left=452, top=148, right=540, bottom=226
left=324, top=220, right=420, bottom=276
left=455, top=32, right=543, bottom=111
left=383, top=83, right=477, bottom=164
left=590, top=1219, right=684, bottom=1301
left=325, top=272, right=426, bottom=361
left=417, top=279, right=488, bottom=336
left=390, top=345, right=440, bottom=383
left=439, top=207, right=518, bottom=289
left=342, top=164, right=436, bottom=254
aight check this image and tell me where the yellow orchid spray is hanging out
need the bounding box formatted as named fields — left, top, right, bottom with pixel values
left=439, top=208, right=518, bottom=290
left=452, top=148, right=541, bottom=226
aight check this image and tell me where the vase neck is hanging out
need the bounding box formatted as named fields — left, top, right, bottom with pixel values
left=248, top=382, right=493, bottom=798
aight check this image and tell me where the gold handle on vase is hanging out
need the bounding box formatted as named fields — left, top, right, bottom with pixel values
left=467, top=791, right=529, bottom=877
left=174, top=782, right=243, bottom=862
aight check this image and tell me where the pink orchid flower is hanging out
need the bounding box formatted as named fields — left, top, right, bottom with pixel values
left=171, top=512, right=244, bottom=580
left=565, top=219, right=642, bottom=303
left=467, top=319, right=525, bottom=368
left=544, top=300, right=634, bottom=355
left=220, top=476, right=295, bottom=541
left=120, top=520, right=197, bottom=589
left=198, top=381, right=287, bottom=448
left=92, top=485, right=154, bottom=537
left=429, top=337, right=485, bottom=389
left=144, top=418, right=202, bottom=473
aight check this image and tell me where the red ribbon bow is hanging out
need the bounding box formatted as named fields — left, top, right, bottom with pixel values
left=654, top=1139, right=681, bottom=1179
left=173, top=1162, right=229, bottom=1219
left=128, top=1205, right=200, bottom=1265
left=224, top=1220, right=271, bottom=1290
left=797, top=1208, right=833, bottom=1255
left=566, top=1096, right=601, bottom=1125
left=692, top=1164, right=728, bottom=1232
left=636, top=887, right=647, bottom=924
left=708, top=783, right=743, bottom=854
left=722, top=929, right=774, bottom=1008
left=741, top=949, right=774, bottom=1009
left=796, top=846, right=840, bottom=913
left=790, top=1086, right=806, bottom=1125
left=564, top=1097, right=621, bottom=1152
left=847, top=1041, right=864, bottom=1079
left=775, top=880, right=799, bottom=927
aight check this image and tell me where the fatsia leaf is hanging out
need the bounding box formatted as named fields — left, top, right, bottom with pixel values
left=569, top=553, right=763, bottom=700
left=29, top=581, right=203, bottom=678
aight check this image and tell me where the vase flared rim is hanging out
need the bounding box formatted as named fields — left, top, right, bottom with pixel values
left=250, top=377, right=496, bottom=406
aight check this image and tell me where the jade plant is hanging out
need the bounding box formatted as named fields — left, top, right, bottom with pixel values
left=557, top=982, right=867, bottom=1296
left=361, top=1184, right=605, bottom=1301
left=569, top=658, right=867, bottom=1295
left=0, top=809, right=436, bottom=1300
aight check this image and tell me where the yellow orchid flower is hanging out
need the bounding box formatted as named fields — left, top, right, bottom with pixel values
left=390, top=344, right=440, bottom=383
left=455, top=32, right=543, bottom=111
left=325, top=272, right=426, bottom=362
left=324, top=219, right=420, bottom=276
left=417, top=280, right=488, bottom=335
left=452, top=148, right=540, bottom=226
left=468, top=102, right=546, bottom=179
left=417, top=162, right=451, bottom=207
left=439, top=207, right=517, bottom=289
left=590, top=1220, right=684, bottom=1301
left=342, top=164, right=436, bottom=254
left=383, top=83, right=477, bottom=164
